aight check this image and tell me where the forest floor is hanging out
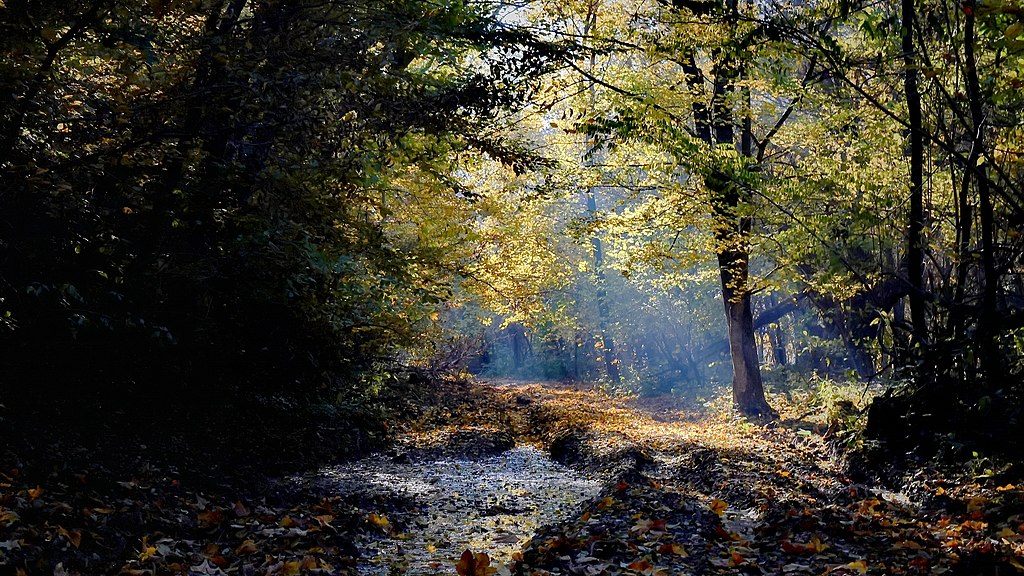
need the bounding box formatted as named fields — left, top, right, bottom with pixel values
left=3, top=377, right=1024, bottom=575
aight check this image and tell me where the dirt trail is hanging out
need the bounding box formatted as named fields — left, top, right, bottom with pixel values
left=394, top=378, right=1024, bottom=576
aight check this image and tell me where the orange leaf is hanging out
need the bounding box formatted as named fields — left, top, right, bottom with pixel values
left=63, top=528, right=82, bottom=549
left=27, top=486, right=43, bottom=500
left=367, top=513, right=390, bottom=531
left=857, top=499, right=881, bottom=514
left=626, top=559, right=654, bottom=573
left=781, top=536, right=828, bottom=554
left=710, top=499, right=728, bottom=516
left=197, top=509, right=224, bottom=527
left=455, top=550, right=492, bottom=576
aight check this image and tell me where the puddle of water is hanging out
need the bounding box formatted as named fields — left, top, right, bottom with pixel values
left=318, top=446, right=602, bottom=574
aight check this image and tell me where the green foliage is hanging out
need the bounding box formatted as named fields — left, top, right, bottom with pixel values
left=0, top=0, right=559, bottom=410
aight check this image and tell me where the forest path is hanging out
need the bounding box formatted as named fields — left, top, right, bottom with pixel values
left=354, top=377, right=1024, bottom=576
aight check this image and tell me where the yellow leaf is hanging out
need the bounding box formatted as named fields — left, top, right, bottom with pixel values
left=845, top=559, right=868, bottom=573
left=281, top=559, right=301, bottom=575
left=235, top=539, right=258, bottom=555
left=710, top=498, right=728, bottom=516
left=139, top=545, right=158, bottom=561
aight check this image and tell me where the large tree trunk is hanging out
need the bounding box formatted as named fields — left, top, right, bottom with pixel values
left=681, top=32, right=772, bottom=416
left=717, top=240, right=772, bottom=414
left=709, top=67, right=772, bottom=416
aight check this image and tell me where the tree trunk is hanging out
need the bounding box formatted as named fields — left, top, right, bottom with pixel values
left=710, top=66, right=772, bottom=416
left=963, top=1, right=1002, bottom=380
left=681, top=36, right=772, bottom=416
left=582, top=4, right=621, bottom=385
left=588, top=192, right=623, bottom=384
left=902, top=0, right=928, bottom=349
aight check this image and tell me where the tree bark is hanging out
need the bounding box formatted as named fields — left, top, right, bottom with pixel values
left=680, top=30, right=772, bottom=416
left=902, top=0, right=928, bottom=349
left=963, top=1, right=1002, bottom=379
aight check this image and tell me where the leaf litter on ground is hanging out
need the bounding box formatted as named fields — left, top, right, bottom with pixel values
left=4, top=377, right=1024, bottom=575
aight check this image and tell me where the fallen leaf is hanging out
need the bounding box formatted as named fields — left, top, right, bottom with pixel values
left=58, top=527, right=82, bottom=548
left=456, top=549, right=492, bottom=576
left=710, top=498, right=728, bottom=516
left=657, top=542, right=688, bottom=556
left=139, top=545, right=158, bottom=561
left=625, top=559, right=654, bottom=573
left=235, top=539, right=258, bottom=555
left=232, top=500, right=250, bottom=517
left=367, top=513, right=390, bottom=531
left=782, top=536, right=828, bottom=554
left=845, top=559, right=868, bottom=573
left=197, top=509, right=224, bottom=527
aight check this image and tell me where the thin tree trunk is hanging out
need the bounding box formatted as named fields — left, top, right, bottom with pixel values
left=588, top=195, right=622, bottom=384
left=902, top=0, right=928, bottom=350
left=963, top=1, right=1002, bottom=379
left=582, top=2, right=621, bottom=385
